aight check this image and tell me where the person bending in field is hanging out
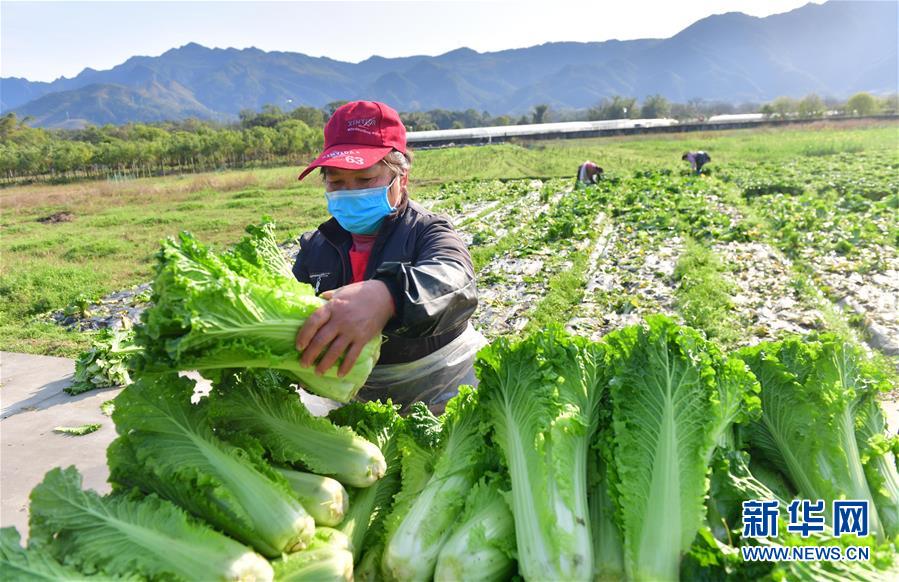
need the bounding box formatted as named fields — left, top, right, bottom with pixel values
left=575, top=161, right=603, bottom=187
left=682, top=151, right=711, bottom=175
left=292, top=101, right=484, bottom=414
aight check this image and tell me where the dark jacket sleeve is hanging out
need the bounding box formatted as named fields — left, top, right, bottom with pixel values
left=291, top=232, right=313, bottom=285
left=372, top=217, right=478, bottom=338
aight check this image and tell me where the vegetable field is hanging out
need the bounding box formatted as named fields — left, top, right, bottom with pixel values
left=1, top=122, right=896, bottom=360
left=1, top=122, right=898, bottom=580
left=5, top=216, right=899, bottom=581
left=425, top=149, right=898, bottom=372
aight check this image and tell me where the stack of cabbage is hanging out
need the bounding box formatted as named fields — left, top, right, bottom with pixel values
left=372, top=320, right=899, bottom=582
left=56, top=220, right=382, bottom=402
left=2, top=222, right=391, bottom=581
left=4, top=222, right=898, bottom=581
left=3, top=368, right=401, bottom=581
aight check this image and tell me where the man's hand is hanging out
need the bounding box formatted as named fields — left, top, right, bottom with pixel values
left=296, top=280, right=395, bottom=377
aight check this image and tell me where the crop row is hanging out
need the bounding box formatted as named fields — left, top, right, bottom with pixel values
left=451, top=167, right=896, bottom=376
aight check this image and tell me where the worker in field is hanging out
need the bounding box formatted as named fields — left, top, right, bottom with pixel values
left=682, top=151, right=711, bottom=175
left=293, top=100, right=483, bottom=414
left=575, top=160, right=603, bottom=187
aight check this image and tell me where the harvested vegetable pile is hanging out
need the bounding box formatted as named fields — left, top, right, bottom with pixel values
left=6, top=224, right=898, bottom=581
left=67, top=327, right=140, bottom=395
left=59, top=221, right=381, bottom=402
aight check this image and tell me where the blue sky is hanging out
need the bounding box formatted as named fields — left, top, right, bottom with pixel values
left=2, top=0, right=824, bottom=81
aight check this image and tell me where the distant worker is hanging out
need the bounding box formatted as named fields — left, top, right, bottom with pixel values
left=682, top=151, right=711, bottom=175
left=575, top=161, right=603, bottom=187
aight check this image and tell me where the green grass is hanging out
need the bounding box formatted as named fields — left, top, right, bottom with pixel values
left=0, top=181, right=330, bottom=355
left=1, top=121, right=896, bottom=356
left=524, top=249, right=592, bottom=335
left=672, top=240, right=741, bottom=347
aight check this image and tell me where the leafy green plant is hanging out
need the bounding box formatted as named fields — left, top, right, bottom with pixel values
left=477, top=330, right=606, bottom=582
left=433, top=477, right=516, bottom=582
left=68, top=327, right=140, bottom=395
left=108, top=374, right=314, bottom=557
left=52, top=424, right=101, bottom=436
left=28, top=467, right=273, bottom=581
left=382, top=387, right=488, bottom=581
left=737, top=336, right=893, bottom=540
left=135, top=226, right=380, bottom=402
left=600, top=316, right=760, bottom=581
left=673, top=241, right=740, bottom=346
left=209, top=370, right=386, bottom=489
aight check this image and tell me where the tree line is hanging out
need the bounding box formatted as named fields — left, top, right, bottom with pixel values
left=568, top=92, right=896, bottom=123
left=1, top=92, right=894, bottom=183
left=0, top=113, right=324, bottom=182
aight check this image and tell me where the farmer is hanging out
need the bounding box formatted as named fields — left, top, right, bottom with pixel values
left=293, top=100, right=483, bottom=414
left=682, top=151, right=711, bottom=175
left=575, top=160, right=603, bottom=187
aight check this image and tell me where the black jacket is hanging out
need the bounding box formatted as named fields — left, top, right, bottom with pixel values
left=292, top=200, right=478, bottom=365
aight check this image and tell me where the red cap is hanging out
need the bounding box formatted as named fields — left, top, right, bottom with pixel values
left=297, top=101, right=407, bottom=180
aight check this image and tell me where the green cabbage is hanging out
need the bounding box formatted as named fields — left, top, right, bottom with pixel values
left=67, top=327, right=140, bottom=395
left=589, top=427, right=625, bottom=582
left=340, top=402, right=440, bottom=577
left=0, top=526, right=107, bottom=581
left=697, top=448, right=898, bottom=582
left=270, top=527, right=354, bottom=582
left=353, top=545, right=383, bottom=582
left=433, top=477, right=516, bottom=582
left=477, top=329, right=607, bottom=582
left=382, top=386, right=487, bottom=581
left=210, top=370, right=386, bottom=488
left=107, top=373, right=314, bottom=557
left=27, top=467, right=272, bottom=581
left=136, top=229, right=379, bottom=402
left=603, top=316, right=759, bottom=581
left=857, top=396, right=899, bottom=542
left=275, top=468, right=349, bottom=527
left=223, top=219, right=295, bottom=281
left=328, top=400, right=406, bottom=561
left=737, top=336, right=888, bottom=540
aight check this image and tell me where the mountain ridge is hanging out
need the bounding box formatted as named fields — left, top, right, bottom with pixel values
left=3, top=1, right=895, bottom=127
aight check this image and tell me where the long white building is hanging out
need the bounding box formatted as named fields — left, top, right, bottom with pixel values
left=406, top=118, right=679, bottom=147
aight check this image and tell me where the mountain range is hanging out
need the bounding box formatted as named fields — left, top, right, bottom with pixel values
left=2, top=0, right=896, bottom=128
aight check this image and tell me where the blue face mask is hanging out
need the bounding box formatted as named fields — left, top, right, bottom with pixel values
left=325, top=178, right=397, bottom=235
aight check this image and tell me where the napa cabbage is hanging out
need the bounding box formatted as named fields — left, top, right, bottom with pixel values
left=209, top=370, right=386, bottom=488
left=433, top=477, right=516, bottom=582
left=602, top=316, right=759, bottom=581
left=327, top=399, right=406, bottom=561
left=28, top=467, right=272, bottom=581
left=107, top=373, right=314, bottom=557
left=737, top=336, right=889, bottom=540
left=381, top=386, right=487, bottom=581
left=270, top=527, right=354, bottom=582
left=275, top=468, right=349, bottom=527
left=477, top=329, right=607, bottom=582
left=136, top=229, right=379, bottom=402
